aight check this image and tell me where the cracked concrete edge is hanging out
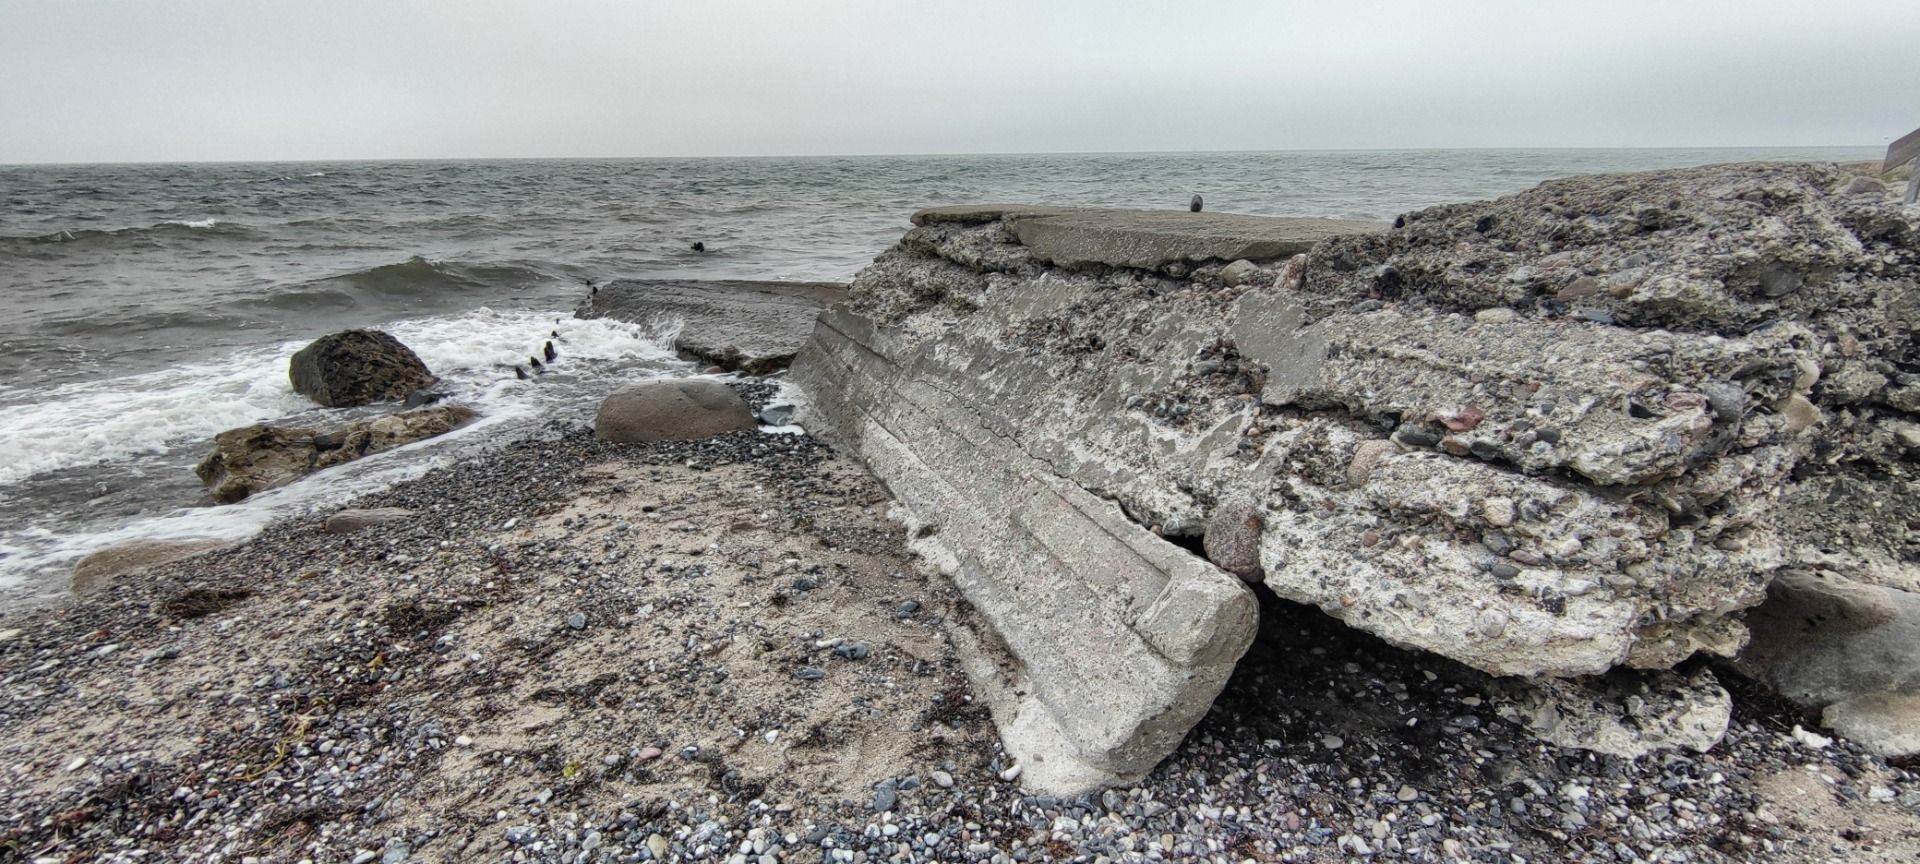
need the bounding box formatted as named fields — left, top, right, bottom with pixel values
left=791, top=310, right=1257, bottom=788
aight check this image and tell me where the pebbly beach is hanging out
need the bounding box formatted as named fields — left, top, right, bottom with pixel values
left=2, top=157, right=1920, bottom=864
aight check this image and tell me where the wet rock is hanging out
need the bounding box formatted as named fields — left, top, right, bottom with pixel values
left=594, top=378, right=757, bottom=443
left=289, top=329, right=435, bottom=408
left=758, top=402, right=797, bottom=426
left=195, top=406, right=479, bottom=504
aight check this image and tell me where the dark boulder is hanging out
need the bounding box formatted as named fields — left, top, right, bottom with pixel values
left=289, top=329, right=435, bottom=407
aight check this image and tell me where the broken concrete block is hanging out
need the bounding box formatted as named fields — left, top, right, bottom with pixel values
left=793, top=163, right=1920, bottom=786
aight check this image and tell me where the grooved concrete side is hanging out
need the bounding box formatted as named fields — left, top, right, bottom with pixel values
left=794, top=305, right=1256, bottom=790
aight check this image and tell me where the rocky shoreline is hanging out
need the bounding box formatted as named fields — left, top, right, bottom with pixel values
left=1, top=411, right=1915, bottom=863
left=4, top=161, right=1920, bottom=862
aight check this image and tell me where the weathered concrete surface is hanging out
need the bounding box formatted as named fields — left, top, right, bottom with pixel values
left=797, top=304, right=1258, bottom=792
left=1494, top=669, right=1732, bottom=758
left=793, top=162, right=1920, bottom=783
left=576, top=280, right=847, bottom=374
left=910, top=205, right=1385, bottom=270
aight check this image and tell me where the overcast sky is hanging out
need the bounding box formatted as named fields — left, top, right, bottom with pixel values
left=1, top=0, right=1914, bottom=163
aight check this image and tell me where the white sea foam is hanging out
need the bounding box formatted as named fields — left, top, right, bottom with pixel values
left=165, top=218, right=222, bottom=229
left=0, top=308, right=683, bottom=594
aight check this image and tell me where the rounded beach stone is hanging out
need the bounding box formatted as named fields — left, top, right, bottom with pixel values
left=324, top=507, right=418, bottom=534
left=594, top=378, right=756, bottom=442
left=71, top=538, right=226, bottom=595
left=289, top=329, right=435, bottom=408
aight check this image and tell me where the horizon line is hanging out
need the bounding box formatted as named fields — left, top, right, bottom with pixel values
left=0, top=143, right=1884, bottom=169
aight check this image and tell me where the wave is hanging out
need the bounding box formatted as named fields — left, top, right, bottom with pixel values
left=0, top=308, right=679, bottom=488
left=0, top=218, right=260, bottom=253
left=330, top=256, right=552, bottom=296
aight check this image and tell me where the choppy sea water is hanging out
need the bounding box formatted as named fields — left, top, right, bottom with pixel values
left=0, top=148, right=1879, bottom=602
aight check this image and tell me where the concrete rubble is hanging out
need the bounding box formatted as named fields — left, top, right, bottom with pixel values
left=576, top=279, right=847, bottom=374
left=792, top=164, right=1920, bottom=790
left=194, top=405, right=479, bottom=504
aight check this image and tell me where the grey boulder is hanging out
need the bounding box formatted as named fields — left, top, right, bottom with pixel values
left=1738, top=571, right=1920, bottom=755
left=593, top=378, right=756, bottom=442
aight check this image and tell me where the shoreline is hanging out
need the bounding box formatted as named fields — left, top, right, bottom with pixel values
left=4, top=158, right=1920, bottom=861
left=3, top=401, right=1917, bottom=862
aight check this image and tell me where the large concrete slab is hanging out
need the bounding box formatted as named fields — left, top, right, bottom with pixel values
left=576, top=279, right=847, bottom=374
left=912, top=205, right=1388, bottom=269
left=794, top=304, right=1257, bottom=793
left=1008, top=209, right=1387, bottom=269
left=794, top=167, right=1920, bottom=782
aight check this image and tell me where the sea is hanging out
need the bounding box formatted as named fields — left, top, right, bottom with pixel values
left=0, top=147, right=1879, bottom=604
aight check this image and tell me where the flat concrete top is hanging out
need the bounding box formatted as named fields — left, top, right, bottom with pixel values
left=910, top=205, right=1387, bottom=269
left=911, top=204, right=1079, bottom=226
left=576, top=279, right=848, bottom=373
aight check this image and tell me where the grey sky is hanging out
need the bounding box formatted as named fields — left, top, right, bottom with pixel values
left=1, top=0, right=1914, bottom=163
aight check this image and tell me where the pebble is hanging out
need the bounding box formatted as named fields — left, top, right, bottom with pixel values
left=931, top=770, right=954, bottom=788
left=872, top=779, right=898, bottom=811
left=795, top=665, right=826, bottom=680
left=566, top=612, right=587, bottom=630
left=895, top=600, right=921, bottom=619
left=999, top=764, right=1022, bottom=781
